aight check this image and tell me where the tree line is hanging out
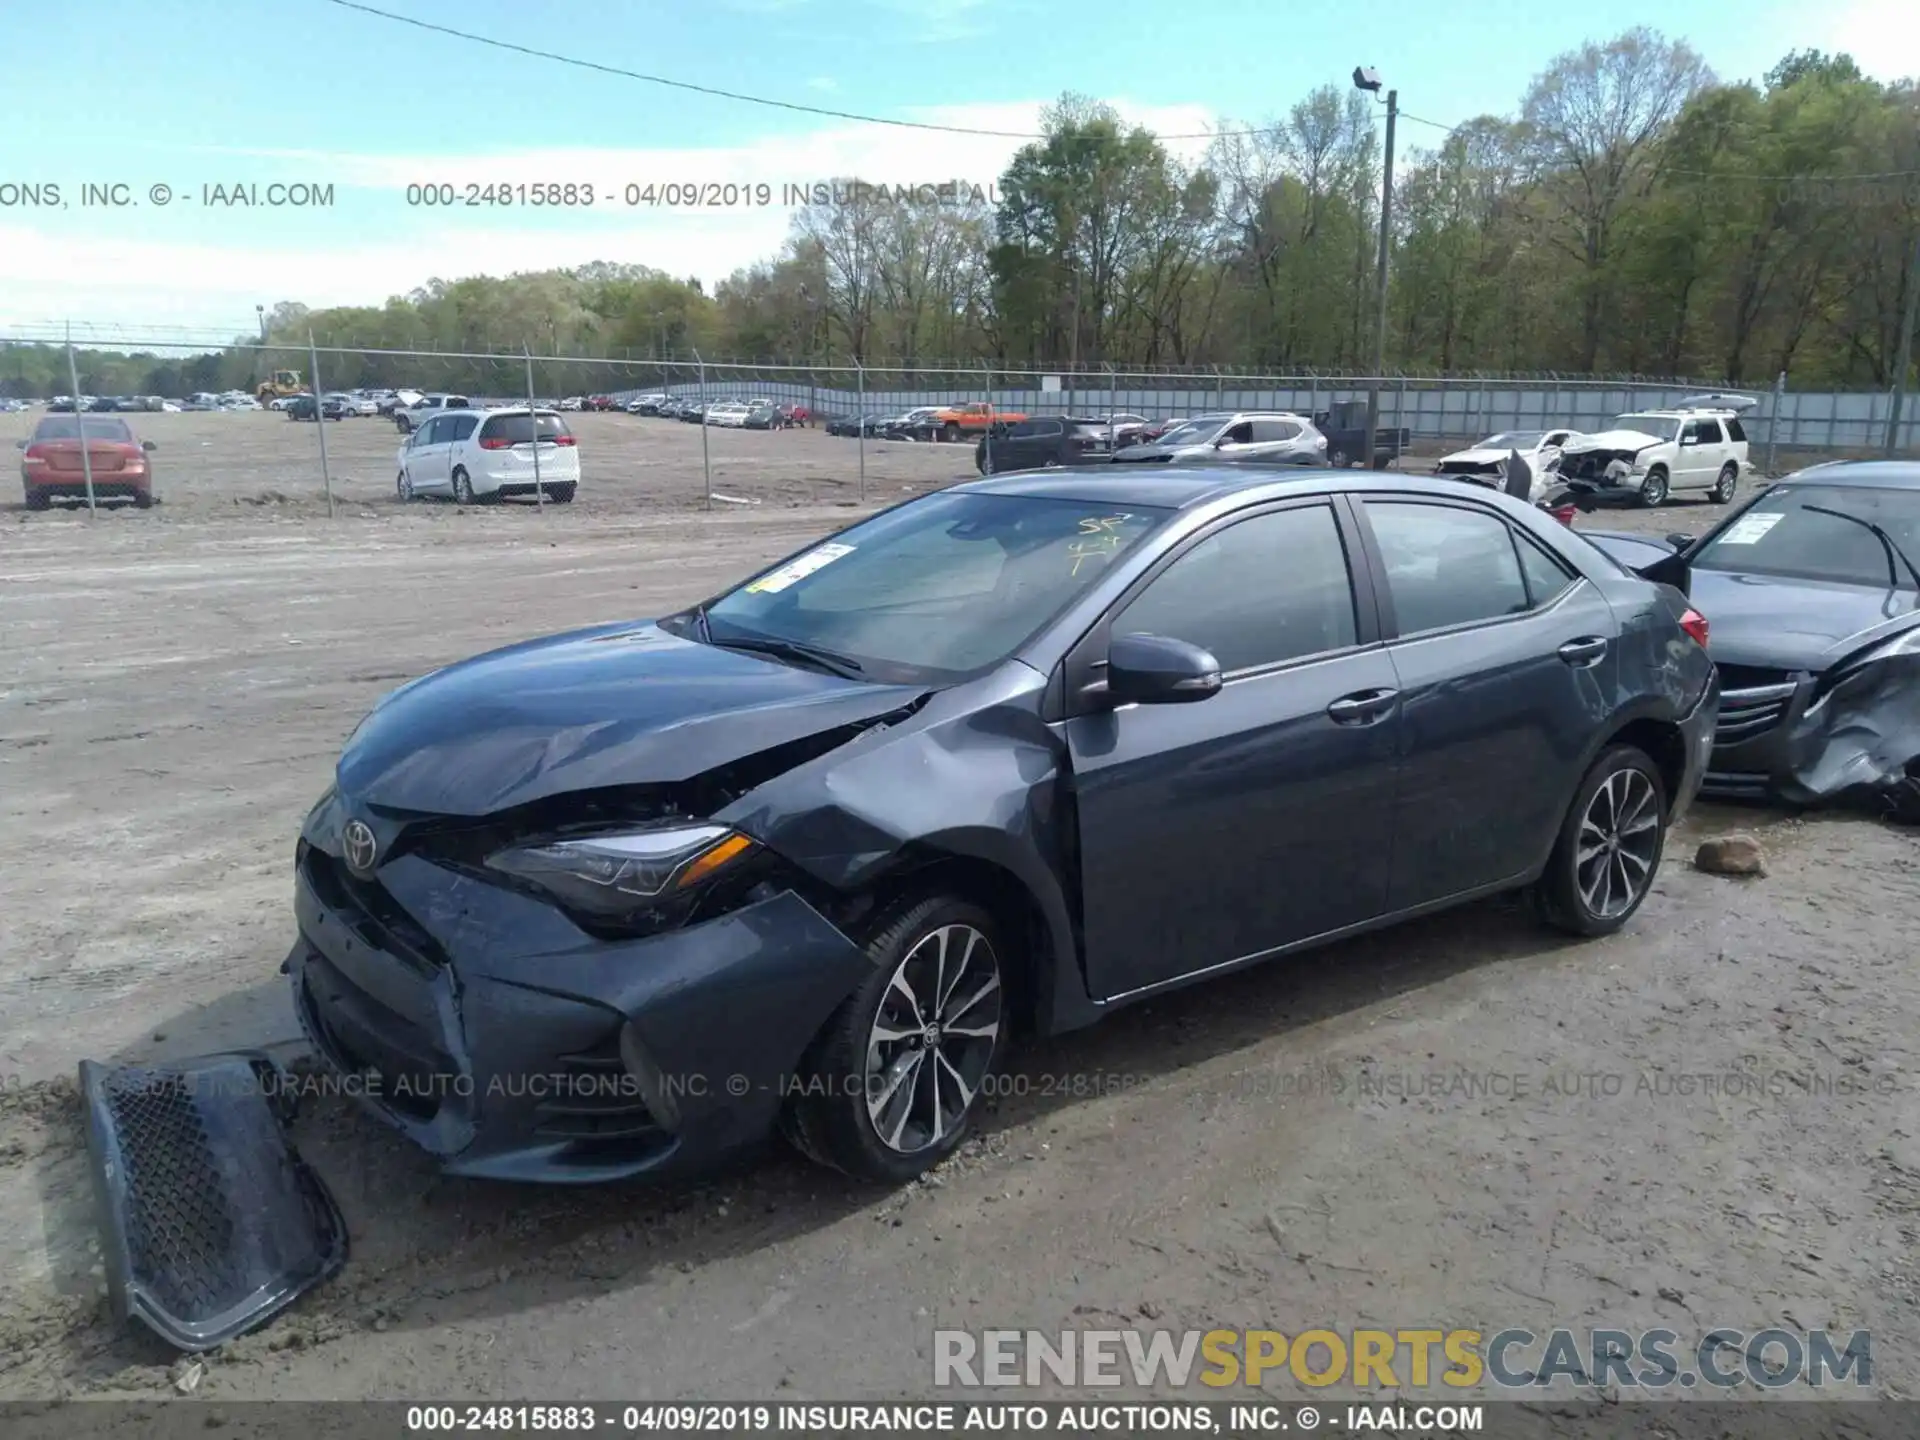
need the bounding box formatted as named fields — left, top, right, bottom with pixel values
left=3, top=30, right=1915, bottom=400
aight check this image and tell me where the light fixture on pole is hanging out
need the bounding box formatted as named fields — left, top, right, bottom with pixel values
left=1353, top=66, right=1397, bottom=471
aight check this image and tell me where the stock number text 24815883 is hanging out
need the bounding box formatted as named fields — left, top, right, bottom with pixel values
left=403, top=182, right=784, bottom=207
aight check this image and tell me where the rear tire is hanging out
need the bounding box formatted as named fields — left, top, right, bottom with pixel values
left=1534, top=744, right=1668, bottom=937
left=1327, top=446, right=1351, bottom=468
left=548, top=483, right=575, bottom=504
left=133, top=490, right=154, bottom=510
left=784, top=893, right=1008, bottom=1184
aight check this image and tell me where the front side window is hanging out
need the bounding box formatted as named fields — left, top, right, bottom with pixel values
left=1365, top=501, right=1532, bottom=634
left=1116, top=505, right=1358, bottom=672
left=701, top=493, right=1171, bottom=683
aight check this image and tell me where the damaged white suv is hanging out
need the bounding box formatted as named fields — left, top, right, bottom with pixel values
left=1556, top=395, right=1756, bottom=508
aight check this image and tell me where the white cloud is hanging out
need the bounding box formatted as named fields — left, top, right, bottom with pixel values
left=1829, top=0, right=1920, bottom=81
left=806, top=76, right=838, bottom=91
left=3, top=101, right=1226, bottom=334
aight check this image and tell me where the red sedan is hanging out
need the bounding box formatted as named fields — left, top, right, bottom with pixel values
left=17, top=413, right=157, bottom=509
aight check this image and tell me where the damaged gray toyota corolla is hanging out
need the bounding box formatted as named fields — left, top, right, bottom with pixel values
left=284, top=469, right=1717, bottom=1186
left=1587, top=460, right=1920, bottom=820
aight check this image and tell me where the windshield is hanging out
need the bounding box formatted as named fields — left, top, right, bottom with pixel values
left=32, top=416, right=134, bottom=442
left=1692, top=485, right=1920, bottom=589
left=702, top=492, right=1171, bottom=682
left=1610, top=414, right=1677, bottom=438
left=1481, top=432, right=1546, bottom=448
left=1157, top=418, right=1227, bottom=447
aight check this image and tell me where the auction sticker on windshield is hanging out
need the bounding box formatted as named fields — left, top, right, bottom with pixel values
left=746, top=542, right=855, bottom=593
left=1720, top=512, right=1784, bottom=545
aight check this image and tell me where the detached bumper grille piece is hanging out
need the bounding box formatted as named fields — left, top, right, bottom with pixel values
left=79, top=1052, right=347, bottom=1352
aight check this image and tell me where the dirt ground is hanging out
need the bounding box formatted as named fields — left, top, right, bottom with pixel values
left=1, top=415, right=1916, bottom=1407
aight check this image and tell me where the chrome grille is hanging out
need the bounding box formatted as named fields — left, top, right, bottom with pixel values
left=1715, top=681, right=1799, bottom=744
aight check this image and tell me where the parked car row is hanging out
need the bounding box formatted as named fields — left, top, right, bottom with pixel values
left=1432, top=395, right=1758, bottom=511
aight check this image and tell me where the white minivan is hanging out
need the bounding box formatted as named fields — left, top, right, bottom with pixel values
left=395, top=407, right=579, bottom=505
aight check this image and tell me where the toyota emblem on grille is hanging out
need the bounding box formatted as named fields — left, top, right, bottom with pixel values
left=341, top=820, right=378, bottom=876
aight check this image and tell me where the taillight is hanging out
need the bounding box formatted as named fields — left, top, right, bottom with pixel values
left=478, top=437, right=510, bottom=449
left=1549, top=504, right=1577, bottom=526
left=21, top=446, right=47, bottom=466
left=551, top=434, right=576, bottom=446
left=1680, top=608, right=1709, bottom=647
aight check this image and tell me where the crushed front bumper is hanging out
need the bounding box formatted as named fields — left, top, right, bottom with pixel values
left=285, top=838, right=873, bottom=1183
left=79, top=1052, right=346, bottom=1351
left=1703, top=659, right=1920, bottom=814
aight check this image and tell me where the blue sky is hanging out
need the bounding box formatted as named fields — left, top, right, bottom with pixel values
left=0, top=0, right=1910, bottom=340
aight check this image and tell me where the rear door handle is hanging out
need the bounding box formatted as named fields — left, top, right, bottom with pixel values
left=1326, top=688, right=1399, bottom=725
left=1558, top=636, right=1608, bottom=666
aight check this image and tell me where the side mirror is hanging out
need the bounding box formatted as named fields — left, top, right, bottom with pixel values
left=1664, top=532, right=1696, bottom=551
left=142, top=440, right=157, bottom=451
left=1105, top=633, right=1222, bottom=705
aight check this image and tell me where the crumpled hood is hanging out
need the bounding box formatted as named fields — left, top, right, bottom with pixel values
left=1690, top=569, right=1918, bottom=672
left=335, top=619, right=925, bottom=816
left=1563, top=429, right=1667, bottom=454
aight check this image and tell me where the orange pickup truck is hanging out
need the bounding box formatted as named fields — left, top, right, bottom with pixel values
left=930, top=401, right=1026, bottom=442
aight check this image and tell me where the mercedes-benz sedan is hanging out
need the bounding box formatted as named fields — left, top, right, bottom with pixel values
left=287, top=468, right=1718, bottom=1185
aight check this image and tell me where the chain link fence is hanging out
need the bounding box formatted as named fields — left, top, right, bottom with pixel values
left=4, top=333, right=1913, bottom=516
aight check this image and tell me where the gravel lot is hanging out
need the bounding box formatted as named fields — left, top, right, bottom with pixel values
left=2, top=411, right=1914, bottom=1407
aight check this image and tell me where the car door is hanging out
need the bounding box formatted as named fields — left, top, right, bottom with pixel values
left=1209, top=420, right=1257, bottom=460
left=1244, top=419, right=1304, bottom=464
left=444, top=413, right=481, bottom=484
left=1685, top=418, right=1727, bottom=491
left=1675, top=419, right=1714, bottom=489
left=407, top=416, right=454, bottom=492
left=1354, top=496, right=1620, bottom=910
left=1063, top=497, right=1401, bottom=1000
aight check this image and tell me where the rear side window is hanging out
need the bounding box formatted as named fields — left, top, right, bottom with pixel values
left=1695, top=420, right=1723, bottom=443
left=1514, top=534, right=1575, bottom=607
left=1250, top=420, right=1301, bottom=442
left=1364, top=501, right=1531, bottom=634
left=447, top=396, right=471, bottom=408
left=1726, top=418, right=1748, bottom=442
left=449, top=415, right=480, bottom=441
left=480, top=412, right=569, bottom=444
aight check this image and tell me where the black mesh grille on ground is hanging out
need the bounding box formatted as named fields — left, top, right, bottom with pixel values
left=80, top=1054, right=347, bottom=1351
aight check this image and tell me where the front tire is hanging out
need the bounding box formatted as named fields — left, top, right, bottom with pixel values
left=1327, top=446, right=1351, bottom=468
left=1710, top=462, right=1738, bottom=504
left=941, top=422, right=960, bottom=443
left=452, top=468, right=475, bottom=506
left=1534, top=744, right=1668, bottom=937
left=133, top=490, right=154, bottom=510
left=785, top=894, right=1008, bottom=1184
left=1637, top=466, right=1670, bottom=508
left=24, top=489, right=50, bottom=511
left=396, top=470, right=414, bottom=503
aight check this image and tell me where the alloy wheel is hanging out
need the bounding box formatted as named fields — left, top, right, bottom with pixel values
left=1575, top=769, right=1660, bottom=919
left=1638, top=469, right=1669, bottom=507
left=864, top=924, right=1001, bottom=1155
left=1711, top=464, right=1738, bottom=503
left=397, top=470, right=413, bottom=502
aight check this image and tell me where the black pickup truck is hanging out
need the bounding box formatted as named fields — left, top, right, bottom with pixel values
left=1313, top=399, right=1411, bottom=468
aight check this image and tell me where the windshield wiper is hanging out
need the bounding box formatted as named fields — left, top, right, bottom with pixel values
left=707, top=633, right=866, bottom=677
left=1801, top=504, right=1920, bottom=592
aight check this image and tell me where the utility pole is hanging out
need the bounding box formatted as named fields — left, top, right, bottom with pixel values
left=1353, top=68, right=1396, bottom=469
left=1887, top=224, right=1920, bottom=457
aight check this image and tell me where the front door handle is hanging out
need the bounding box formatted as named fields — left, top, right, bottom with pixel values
left=1327, top=688, right=1399, bottom=725
left=1557, top=636, right=1608, bottom=666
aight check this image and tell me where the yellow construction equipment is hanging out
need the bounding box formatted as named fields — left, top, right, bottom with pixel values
left=256, top=369, right=302, bottom=403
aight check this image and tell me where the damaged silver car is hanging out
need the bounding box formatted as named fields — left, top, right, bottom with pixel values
left=1585, top=460, right=1920, bottom=820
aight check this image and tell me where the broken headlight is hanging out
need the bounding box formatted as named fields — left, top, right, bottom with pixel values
left=486, top=824, right=756, bottom=920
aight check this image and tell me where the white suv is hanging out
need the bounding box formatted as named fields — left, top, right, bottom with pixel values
left=394, top=392, right=472, bottom=433
left=1556, top=396, right=1755, bottom=508
left=395, top=407, right=579, bottom=505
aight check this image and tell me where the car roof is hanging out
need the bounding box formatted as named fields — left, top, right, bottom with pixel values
left=953, top=465, right=1508, bottom=512
left=1766, top=460, right=1920, bottom=490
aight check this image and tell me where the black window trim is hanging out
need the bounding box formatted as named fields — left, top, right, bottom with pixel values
left=1352, top=492, right=1590, bottom=643
left=1054, top=492, right=1385, bottom=720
